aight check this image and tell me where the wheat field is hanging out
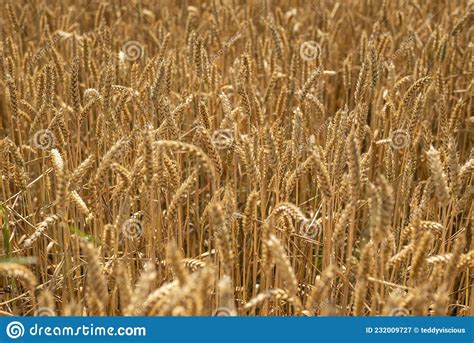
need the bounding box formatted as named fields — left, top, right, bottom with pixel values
left=0, top=0, right=472, bottom=317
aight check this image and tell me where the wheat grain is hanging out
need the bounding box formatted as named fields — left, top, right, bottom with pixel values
left=0, top=0, right=471, bottom=318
